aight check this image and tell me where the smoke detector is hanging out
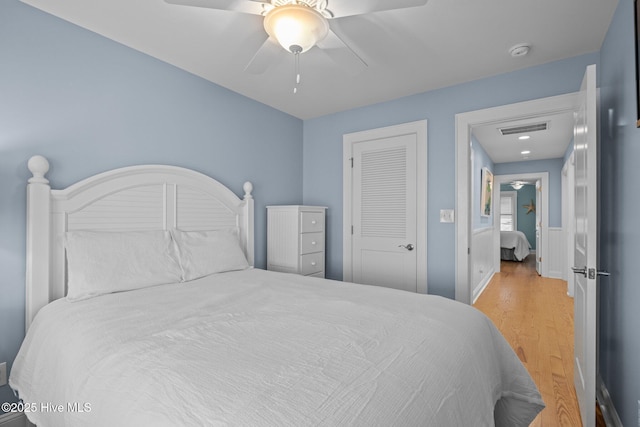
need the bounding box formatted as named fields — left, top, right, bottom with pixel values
left=509, top=43, right=531, bottom=58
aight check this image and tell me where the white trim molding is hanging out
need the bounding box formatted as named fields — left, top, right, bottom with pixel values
left=597, top=374, right=623, bottom=427
left=455, top=91, right=581, bottom=304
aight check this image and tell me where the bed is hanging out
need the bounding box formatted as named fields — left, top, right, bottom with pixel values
left=500, top=231, right=532, bottom=262
left=10, top=155, right=544, bottom=426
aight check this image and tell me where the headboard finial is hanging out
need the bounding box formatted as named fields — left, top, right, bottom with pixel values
left=243, top=181, right=253, bottom=199
left=28, top=155, right=50, bottom=184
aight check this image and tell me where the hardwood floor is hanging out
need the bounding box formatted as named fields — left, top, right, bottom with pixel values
left=473, top=257, right=584, bottom=426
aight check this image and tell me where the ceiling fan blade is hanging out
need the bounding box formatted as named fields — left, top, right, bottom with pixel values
left=327, top=0, right=429, bottom=18
left=163, top=0, right=268, bottom=15
left=244, top=36, right=282, bottom=74
left=316, top=26, right=367, bottom=74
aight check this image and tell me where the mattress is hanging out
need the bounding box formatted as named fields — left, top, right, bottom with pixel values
left=500, top=231, right=532, bottom=261
left=11, top=268, right=544, bottom=426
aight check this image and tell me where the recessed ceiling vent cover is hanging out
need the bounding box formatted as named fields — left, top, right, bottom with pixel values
left=499, top=122, right=548, bottom=136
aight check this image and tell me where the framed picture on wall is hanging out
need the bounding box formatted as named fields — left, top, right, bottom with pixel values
left=636, top=0, right=640, bottom=127
left=481, top=167, right=493, bottom=217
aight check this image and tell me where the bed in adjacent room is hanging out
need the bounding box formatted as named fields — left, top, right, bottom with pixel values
left=500, top=230, right=532, bottom=262
left=10, top=156, right=544, bottom=427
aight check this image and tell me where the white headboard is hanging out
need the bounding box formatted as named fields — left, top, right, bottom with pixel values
left=25, top=155, right=254, bottom=330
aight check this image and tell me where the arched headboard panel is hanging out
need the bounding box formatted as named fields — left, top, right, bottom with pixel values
left=25, top=155, right=254, bottom=330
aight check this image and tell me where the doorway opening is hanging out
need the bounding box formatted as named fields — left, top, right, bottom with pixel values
left=455, top=91, right=581, bottom=304
left=493, top=172, right=549, bottom=279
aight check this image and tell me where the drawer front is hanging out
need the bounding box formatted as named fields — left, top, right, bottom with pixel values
left=300, top=232, right=324, bottom=254
left=300, top=252, right=324, bottom=275
left=300, top=212, right=324, bottom=233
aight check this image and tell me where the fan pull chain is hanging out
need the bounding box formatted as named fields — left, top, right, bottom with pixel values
left=291, top=45, right=302, bottom=94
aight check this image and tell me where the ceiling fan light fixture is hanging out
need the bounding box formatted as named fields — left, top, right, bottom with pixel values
left=264, top=4, right=329, bottom=54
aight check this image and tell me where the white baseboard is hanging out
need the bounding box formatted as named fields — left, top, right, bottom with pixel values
left=597, top=374, right=623, bottom=427
left=472, top=270, right=495, bottom=303
left=547, top=270, right=564, bottom=280
left=0, top=412, right=28, bottom=427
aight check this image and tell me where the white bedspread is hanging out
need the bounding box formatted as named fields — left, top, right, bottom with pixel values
left=11, top=269, right=544, bottom=426
left=500, top=231, right=532, bottom=261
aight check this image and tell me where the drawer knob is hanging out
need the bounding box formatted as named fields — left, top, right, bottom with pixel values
left=311, top=220, right=317, bottom=225
left=311, top=261, right=317, bottom=266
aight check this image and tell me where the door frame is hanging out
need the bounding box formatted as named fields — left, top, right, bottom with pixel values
left=343, top=120, right=427, bottom=293
left=562, top=152, right=576, bottom=295
left=493, top=172, right=549, bottom=275
left=455, top=92, right=581, bottom=304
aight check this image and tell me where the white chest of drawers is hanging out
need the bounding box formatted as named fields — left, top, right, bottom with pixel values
left=267, top=205, right=327, bottom=278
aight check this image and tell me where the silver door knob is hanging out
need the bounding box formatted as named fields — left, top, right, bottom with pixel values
left=398, top=244, right=414, bottom=251
left=571, top=266, right=587, bottom=277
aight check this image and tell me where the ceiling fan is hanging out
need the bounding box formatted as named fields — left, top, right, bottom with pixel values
left=164, top=0, right=429, bottom=91
left=509, top=181, right=531, bottom=190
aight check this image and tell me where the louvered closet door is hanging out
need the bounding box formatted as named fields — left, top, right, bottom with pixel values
left=352, top=134, right=417, bottom=292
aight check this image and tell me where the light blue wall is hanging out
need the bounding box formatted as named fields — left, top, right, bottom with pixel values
left=494, top=158, right=564, bottom=227
left=499, top=184, right=536, bottom=249
left=472, top=137, right=494, bottom=230
left=4, top=0, right=632, bottom=419
left=0, top=0, right=303, bottom=408
left=599, top=0, right=640, bottom=423
left=303, top=53, right=598, bottom=297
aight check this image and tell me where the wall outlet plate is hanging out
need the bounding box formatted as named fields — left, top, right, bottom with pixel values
left=0, top=362, right=6, bottom=386
left=440, top=209, right=455, bottom=223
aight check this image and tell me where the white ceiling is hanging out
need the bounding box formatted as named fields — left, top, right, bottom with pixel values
left=473, top=111, right=575, bottom=164
left=20, top=0, right=617, bottom=120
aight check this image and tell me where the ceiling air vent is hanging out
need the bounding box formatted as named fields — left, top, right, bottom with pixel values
left=499, top=122, right=548, bottom=136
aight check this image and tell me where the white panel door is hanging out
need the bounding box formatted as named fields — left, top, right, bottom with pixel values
left=352, top=134, right=417, bottom=292
left=572, top=64, right=598, bottom=427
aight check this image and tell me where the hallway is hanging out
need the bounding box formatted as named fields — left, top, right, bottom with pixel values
left=474, top=257, right=583, bottom=426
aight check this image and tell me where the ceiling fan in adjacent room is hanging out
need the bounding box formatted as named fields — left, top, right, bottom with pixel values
left=164, top=0, right=429, bottom=92
left=509, top=181, right=530, bottom=190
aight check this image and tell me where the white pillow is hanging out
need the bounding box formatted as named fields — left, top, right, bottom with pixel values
left=172, top=228, right=249, bottom=281
left=65, top=230, right=182, bottom=301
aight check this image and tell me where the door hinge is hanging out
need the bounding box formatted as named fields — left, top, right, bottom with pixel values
left=468, top=247, right=470, bottom=255
left=349, top=157, right=353, bottom=168
left=351, top=225, right=354, bottom=235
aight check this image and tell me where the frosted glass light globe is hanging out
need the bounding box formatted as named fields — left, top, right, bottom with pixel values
left=264, top=4, right=329, bottom=53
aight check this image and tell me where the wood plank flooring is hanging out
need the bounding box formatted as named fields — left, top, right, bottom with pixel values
left=473, top=257, right=584, bottom=426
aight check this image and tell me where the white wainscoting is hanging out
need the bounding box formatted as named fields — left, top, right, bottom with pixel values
left=472, top=227, right=495, bottom=302
left=547, top=227, right=565, bottom=280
